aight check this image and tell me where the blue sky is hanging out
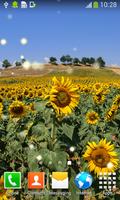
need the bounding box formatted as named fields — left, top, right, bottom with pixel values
left=0, top=2, right=120, bottom=66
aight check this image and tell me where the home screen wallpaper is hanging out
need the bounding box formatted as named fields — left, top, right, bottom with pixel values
left=0, top=0, right=120, bottom=200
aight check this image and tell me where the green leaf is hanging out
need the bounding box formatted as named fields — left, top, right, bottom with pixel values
left=69, top=168, right=81, bottom=200
left=6, top=121, right=16, bottom=135
left=32, top=123, right=48, bottom=136
left=34, top=102, right=46, bottom=112
left=40, top=149, right=67, bottom=171
left=62, top=123, right=74, bottom=140
left=27, top=150, right=40, bottom=171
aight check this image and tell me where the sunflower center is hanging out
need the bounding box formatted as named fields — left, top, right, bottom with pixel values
left=11, top=106, right=24, bottom=114
left=89, top=114, right=97, bottom=121
left=91, top=148, right=110, bottom=167
left=97, top=94, right=102, bottom=101
left=55, top=90, right=71, bottom=107
left=116, top=98, right=120, bottom=104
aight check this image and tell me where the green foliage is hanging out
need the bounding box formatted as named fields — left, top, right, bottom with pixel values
left=49, top=57, right=57, bottom=65
left=0, top=85, right=120, bottom=199
left=60, top=55, right=72, bottom=65
left=15, top=61, right=22, bottom=66
left=72, top=58, right=80, bottom=66
left=2, top=59, right=12, bottom=68
left=96, top=57, right=106, bottom=67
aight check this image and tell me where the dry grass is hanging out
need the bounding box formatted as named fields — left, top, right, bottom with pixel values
left=111, top=67, right=120, bottom=75
left=0, top=64, right=120, bottom=78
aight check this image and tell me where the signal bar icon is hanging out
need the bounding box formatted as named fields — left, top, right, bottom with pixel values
left=86, top=1, right=99, bottom=9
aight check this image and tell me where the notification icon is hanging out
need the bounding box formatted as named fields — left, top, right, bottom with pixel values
left=29, top=1, right=36, bottom=8
left=28, top=172, right=45, bottom=189
left=4, top=2, right=9, bottom=8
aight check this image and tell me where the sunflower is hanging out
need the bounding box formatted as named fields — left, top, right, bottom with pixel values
left=82, top=86, right=91, bottom=94
left=36, top=89, right=43, bottom=98
left=29, top=102, right=35, bottom=112
left=86, top=111, right=99, bottom=125
left=6, top=92, right=12, bottom=99
left=27, top=91, right=34, bottom=99
left=93, top=93, right=105, bottom=104
left=0, top=95, right=3, bottom=103
left=93, top=83, right=102, bottom=91
left=113, top=94, right=120, bottom=107
left=105, top=104, right=118, bottom=121
left=0, top=176, right=13, bottom=200
left=16, top=93, right=24, bottom=101
left=9, top=100, right=27, bottom=118
left=23, top=88, right=29, bottom=96
left=83, top=139, right=119, bottom=176
left=0, top=102, right=3, bottom=117
left=49, top=76, right=79, bottom=116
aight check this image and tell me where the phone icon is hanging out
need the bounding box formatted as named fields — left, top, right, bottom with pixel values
left=8, top=174, right=17, bottom=186
left=4, top=172, right=21, bottom=189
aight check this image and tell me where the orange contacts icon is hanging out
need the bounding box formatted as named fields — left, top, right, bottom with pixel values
left=28, top=172, right=45, bottom=189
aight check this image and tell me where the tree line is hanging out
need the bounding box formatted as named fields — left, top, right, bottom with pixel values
left=1, top=56, right=106, bottom=68
left=49, top=56, right=106, bottom=67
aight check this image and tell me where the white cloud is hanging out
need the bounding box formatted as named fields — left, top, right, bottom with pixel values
left=73, top=47, right=77, bottom=52
left=44, top=57, right=49, bottom=63
left=7, top=14, right=13, bottom=20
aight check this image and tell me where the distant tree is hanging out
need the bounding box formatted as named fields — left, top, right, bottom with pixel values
left=81, top=57, right=95, bottom=65
left=86, top=58, right=90, bottom=64
left=15, top=61, right=22, bottom=67
left=65, top=55, right=73, bottom=65
left=96, top=57, right=106, bottom=67
left=81, top=57, right=88, bottom=65
left=60, top=56, right=66, bottom=65
left=21, top=59, right=26, bottom=64
left=49, top=57, right=57, bottom=65
left=89, top=57, right=95, bottom=65
left=2, top=59, right=11, bottom=68
left=72, top=58, right=80, bottom=66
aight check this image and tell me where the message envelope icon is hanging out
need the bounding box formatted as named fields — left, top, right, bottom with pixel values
left=52, top=172, right=68, bottom=189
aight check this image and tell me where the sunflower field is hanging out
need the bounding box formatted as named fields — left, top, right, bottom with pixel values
left=0, top=69, right=120, bottom=200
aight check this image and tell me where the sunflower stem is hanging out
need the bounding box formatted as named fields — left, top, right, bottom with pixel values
left=51, top=116, right=56, bottom=141
left=46, top=169, right=50, bottom=190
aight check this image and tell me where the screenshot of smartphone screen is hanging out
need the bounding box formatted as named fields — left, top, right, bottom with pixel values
left=0, top=0, right=120, bottom=200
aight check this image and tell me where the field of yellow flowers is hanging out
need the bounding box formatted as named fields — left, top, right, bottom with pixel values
left=0, top=68, right=120, bottom=200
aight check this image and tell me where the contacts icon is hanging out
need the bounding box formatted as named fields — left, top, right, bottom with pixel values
left=28, top=172, right=45, bottom=189
left=32, top=175, right=41, bottom=186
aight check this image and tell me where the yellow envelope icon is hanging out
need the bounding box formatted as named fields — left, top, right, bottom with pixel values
left=52, top=172, right=68, bottom=189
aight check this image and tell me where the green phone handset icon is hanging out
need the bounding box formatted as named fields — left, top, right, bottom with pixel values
left=4, top=172, right=21, bottom=189
left=8, top=174, right=17, bottom=186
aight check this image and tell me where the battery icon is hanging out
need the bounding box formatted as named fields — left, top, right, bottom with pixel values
left=93, top=1, right=99, bottom=8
